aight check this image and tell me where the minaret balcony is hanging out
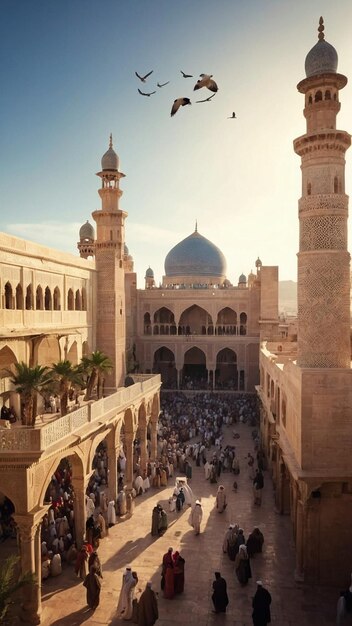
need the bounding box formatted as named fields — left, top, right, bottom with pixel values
left=294, top=130, right=351, bottom=156
left=298, top=193, right=348, bottom=215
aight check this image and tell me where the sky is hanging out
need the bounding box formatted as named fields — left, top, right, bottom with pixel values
left=1, top=0, right=352, bottom=288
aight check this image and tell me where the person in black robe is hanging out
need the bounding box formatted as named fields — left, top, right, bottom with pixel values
left=252, top=581, right=271, bottom=626
left=83, top=565, right=101, bottom=610
left=212, top=572, right=229, bottom=613
left=246, top=527, right=264, bottom=558
left=151, top=505, right=161, bottom=536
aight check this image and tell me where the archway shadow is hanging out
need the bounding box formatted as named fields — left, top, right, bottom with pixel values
left=49, top=606, right=94, bottom=626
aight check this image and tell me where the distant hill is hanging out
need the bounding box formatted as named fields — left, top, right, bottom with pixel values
left=279, top=280, right=297, bottom=314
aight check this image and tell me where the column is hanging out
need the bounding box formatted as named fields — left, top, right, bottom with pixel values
left=15, top=517, right=41, bottom=625
left=124, top=432, right=134, bottom=514
left=294, top=499, right=305, bottom=581
left=107, top=443, right=118, bottom=502
left=71, top=476, right=86, bottom=548
left=150, top=421, right=158, bottom=462
left=212, top=369, right=215, bottom=390
left=139, top=425, right=148, bottom=472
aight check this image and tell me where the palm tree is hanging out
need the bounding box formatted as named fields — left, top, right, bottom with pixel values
left=50, top=360, right=85, bottom=416
left=81, top=351, right=113, bottom=400
left=4, top=362, right=52, bottom=426
left=0, top=555, right=35, bottom=622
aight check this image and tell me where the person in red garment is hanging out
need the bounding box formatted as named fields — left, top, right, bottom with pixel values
left=161, top=547, right=174, bottom=599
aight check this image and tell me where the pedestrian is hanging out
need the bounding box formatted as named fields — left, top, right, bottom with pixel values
left=211, top=572, right=229, bottom=613
left=151, top=505, right=161, bottom=536
left=162, top=547, right=174, bottom=599
left=88, top=550, right=103, bottom=579
left=158, top=507, right=168, bottom=535
left=83, top=565, right=101, bottom=610
left=138, top=581, right=159, bottom=626
left=246, top=527, right=264, bottom=558
left=189, top=499, right=203, bottom=535
left=222, top=524, right=233, bottom=554
left=176, top=487, right=185, bottom=511
left=216, top=485, right=227, bottom=513
left=252, top=581, right=271, bottom=626
left=75, top=545, right=89, bottom=579
left=234, top=544, right=252, bottom=585
left=253, top=469, right=264, bottom=505
left=173, top=550, right=185, bottom=594
left=117, top=567, right=138, bottom=620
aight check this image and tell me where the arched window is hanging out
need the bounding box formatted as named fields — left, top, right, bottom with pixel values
left=307, top=182, right=311, bottom=196
left=333, top=93, right=337, bottom=101
left=5, top=282, right=13, bottom=309
left=334, top=176, right=338, bottom=193
left=81, top=287, right=87, bottom=311
left=325, top=90, right=331, bottom=100
left=67, top=289, right=74, bottom=311
left=308, top=95, right=313, bottom=104
left=45, top=287, right=52, bottom=310
left=36, top=285, right=43, bottom=310
left=75, top=289, right=82, bottom=311
left=16, top=284, right=23, bottom=309
left=25, top=284, right=33, bottom=310
left=315, top=90, right=322, bottom=102
left=239, top=312, right=247, bottom=335
left=53, top=287, right=60, bottom=311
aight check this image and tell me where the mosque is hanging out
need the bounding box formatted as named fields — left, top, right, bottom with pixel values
left=0, top=16, right=351, bottom=623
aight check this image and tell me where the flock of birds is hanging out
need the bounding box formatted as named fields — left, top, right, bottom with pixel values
left=135, top=69, right=236, bottom=119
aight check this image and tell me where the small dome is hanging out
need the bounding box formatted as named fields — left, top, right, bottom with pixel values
left=238, top=273, right=246, bottom=284
left=145, top=267, right=154, bottom=278
left=255, top=257, right=262, bottom=268
left=124, top=243, right=129, bottom=256
left=165, top=229, right=227, bottom=278
left=101, top=134, right=119, bottom=171
left=79, top=220, right=95, bottom=241
left=305, top=18, right=338, bottom=78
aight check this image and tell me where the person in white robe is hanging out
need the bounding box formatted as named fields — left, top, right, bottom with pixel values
left=189, top=500, right=203, bottom=535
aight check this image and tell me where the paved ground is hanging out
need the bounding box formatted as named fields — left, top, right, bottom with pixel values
left=39, top=420, right=341, bottom=626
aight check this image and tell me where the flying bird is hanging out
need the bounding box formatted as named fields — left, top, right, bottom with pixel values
left=171, top=97, right=191, bottom=117
left=193, top=74, right=218, bottom=93
left=228, top=112, right=237, bottom=118
left=157, top=81, right=170, bottom=88
left=138, top=88, right=156, bottom=97
left=196, top=93, right=216, bottom=103
left=135, top=70, right=153, bottom=82
left=180, top=70, right=193, bottom=78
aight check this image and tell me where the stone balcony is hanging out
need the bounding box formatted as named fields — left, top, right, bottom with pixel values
left=0, top=374, right=160, bottom=455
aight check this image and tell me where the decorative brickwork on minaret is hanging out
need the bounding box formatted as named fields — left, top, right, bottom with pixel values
left=294, top=18, right=351, bottom=368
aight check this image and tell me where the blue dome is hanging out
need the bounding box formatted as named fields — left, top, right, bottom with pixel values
left=145, top=267, right=154, bottom=278
left=305, top=19, right=338, bottom=78
left=164, top=230, right=227, bottom=278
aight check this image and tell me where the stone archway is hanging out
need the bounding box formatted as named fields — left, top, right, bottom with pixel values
left=153, top=346, right=177, bottom=389
left=182, top=346, right=207, bottom=389
left=179, top=305, right=213, bottom=335
left=36, top=335, right=60, bottom=366
left=215, top=347, right=237, bottom=389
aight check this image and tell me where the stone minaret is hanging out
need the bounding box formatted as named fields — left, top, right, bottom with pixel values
left=92, top=135, right=127, bottom=390
left=294, top=17, right=351, bottom=368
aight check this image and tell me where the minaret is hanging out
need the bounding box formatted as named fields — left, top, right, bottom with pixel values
left=92, top=135, right=127, bottom=390
left=294, top=17, right=351, bottom=368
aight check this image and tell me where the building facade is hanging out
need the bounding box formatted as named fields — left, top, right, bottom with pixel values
left=257, top=18, right=352, bottom=586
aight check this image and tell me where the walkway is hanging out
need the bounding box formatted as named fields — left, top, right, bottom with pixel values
left=41, top=420, right=339, bottom=626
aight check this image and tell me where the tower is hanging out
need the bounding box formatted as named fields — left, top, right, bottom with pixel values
left=77, top=220, right=95, bottom=259
left=92, top=135, right=127, bottom=390
left=294, top=17, right=351, bottom=368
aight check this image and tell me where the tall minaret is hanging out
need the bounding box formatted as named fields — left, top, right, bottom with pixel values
left=294, top=17, right=351, bottom=368
left=92, top=135, right=127, bottom=390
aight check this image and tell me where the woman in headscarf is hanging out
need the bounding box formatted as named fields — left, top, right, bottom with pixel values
left=222, top=525, right=234, bottom=554
left=216, top=485, right=227, bottom=513
left=75, top=545, right=89, bottom=579
left=212, top=572, right=229, bottom=613
left=246, top=527, right=265, bottom=557
left=234, top=544, right=252, bottom=585
left=138, top=582, right=159, bottom=626
left=83, top=565, right=101, bottom=610
left=162, top=548, right=175, bottom=599
left=173, top=551, right=185, bottom=593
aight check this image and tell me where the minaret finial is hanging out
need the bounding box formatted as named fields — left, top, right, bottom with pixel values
left=318, top=16, right=324, bottom=41
left=109, top=133, right=113, bottom=148
left=195, top=220, right=198, bottom=232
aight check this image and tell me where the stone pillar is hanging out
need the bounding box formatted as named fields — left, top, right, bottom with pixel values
left=150, top=421, right=158, bottom=462
left=71, top=476, right=86, bottom=548
left=15, top=516, right=41, bottom=625
left=295, top=499, right=305, bottom=581
left=139, top=425, right=148, bottom=473
left=212, top=370, right=215, bottom=390
left=107, top=443, right=118, bottom=501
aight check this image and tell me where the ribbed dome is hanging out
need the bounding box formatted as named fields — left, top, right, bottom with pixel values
left=145, top=267, right=154, bottom=278
left=255, top=257, right=262, bottom=268
left=79, top=220, right=95, bottom=241
left=101, top=134, right=119, bottom=171
left=164, top=230, right=227, bottom=278
left=305, top=18, right=338, bottom=78
left=238, top=273, right=246, bottom=284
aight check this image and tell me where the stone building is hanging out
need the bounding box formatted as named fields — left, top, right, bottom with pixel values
left=257, top=18, right=352, bottom=586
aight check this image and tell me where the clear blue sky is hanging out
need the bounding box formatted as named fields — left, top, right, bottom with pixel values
left=1, top=0, right=352, bottom=286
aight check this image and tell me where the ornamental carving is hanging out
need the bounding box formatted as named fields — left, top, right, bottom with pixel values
left=299, top=194, right=347, bottom=214
left=0, top=430, right=32, bottom=451
left=41, top=415, right=71, bottom=449
left=300, top=215, right=346, bottom=251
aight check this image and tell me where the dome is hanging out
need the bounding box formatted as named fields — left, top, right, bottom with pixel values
left=238, top=273, right=246, bottom=284
left=124, top=243, right=129, bottom=256
left=164, top=229, right=227, bottom=278
left=305, top=18, right=338, bottom=78
left=101, top=134, right=119, bottom=171
left=145, top=267, right=154, bottom=278
left=255, top=257, right=262, bottom=268
left=79, top=220, right=95, bottom=241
